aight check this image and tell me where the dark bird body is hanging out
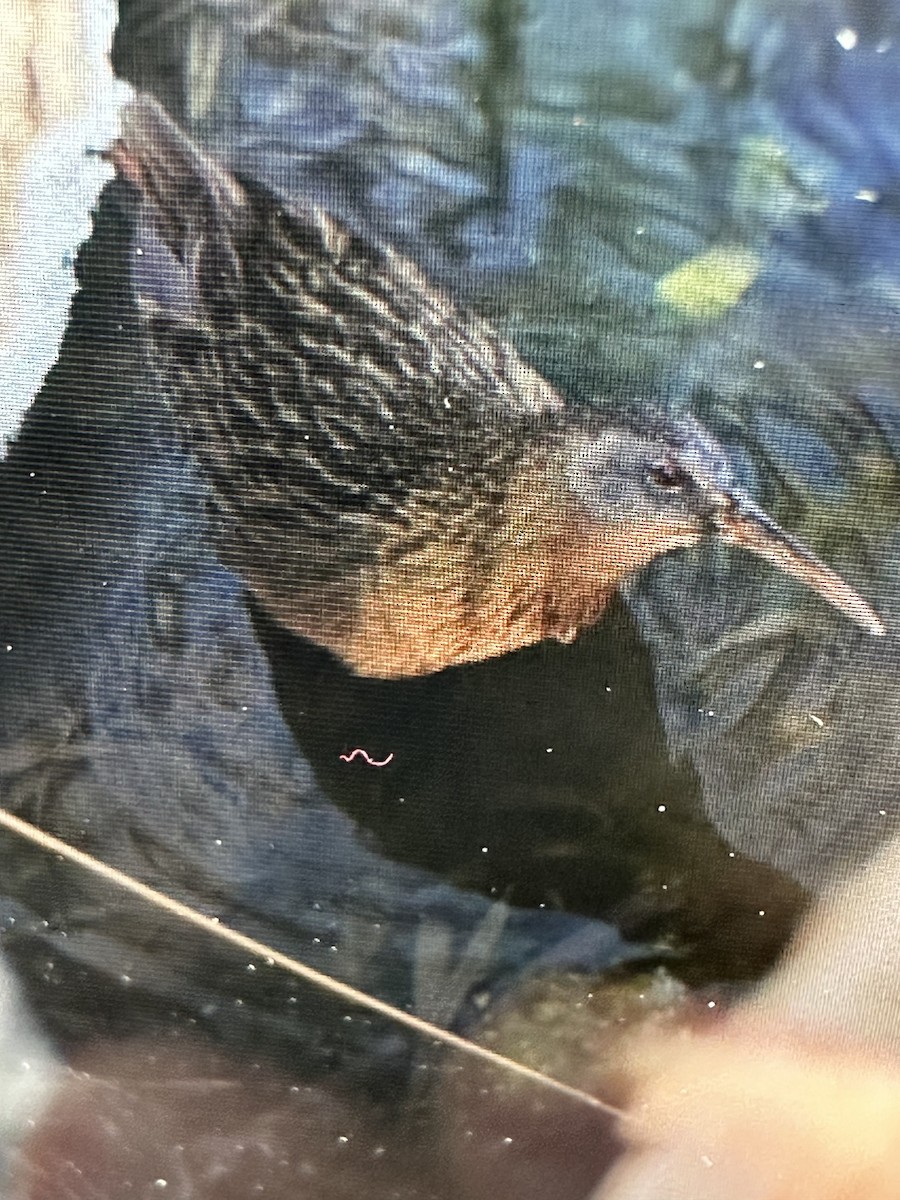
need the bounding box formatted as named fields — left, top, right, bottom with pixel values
left=111, top=97, right=884, bottom=678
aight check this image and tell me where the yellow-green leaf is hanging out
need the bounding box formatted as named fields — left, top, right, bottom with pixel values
left=656, top=246, right=762, bottom=317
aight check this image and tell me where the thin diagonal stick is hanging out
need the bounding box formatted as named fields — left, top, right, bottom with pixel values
left=0, top=806, right=625, bottom=1122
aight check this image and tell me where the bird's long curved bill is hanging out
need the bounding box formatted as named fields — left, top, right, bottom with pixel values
left=717, top=497, right=886, bottom=636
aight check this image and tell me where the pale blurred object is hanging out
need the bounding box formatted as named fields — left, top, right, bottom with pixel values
left=0, top=0, right=128, bottom=454
left=594, top=837, right=900, bottom=1199
left=597, top=1030, right=900, bottom=1200
left=0, top=952, right=59, bottom=1197
left=757, top=834, right=900, bottom=1056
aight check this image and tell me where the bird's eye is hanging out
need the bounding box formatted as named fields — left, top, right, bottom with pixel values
left=647, top=462, right=685, bottom=490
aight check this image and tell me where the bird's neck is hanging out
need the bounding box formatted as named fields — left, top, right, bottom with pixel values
left=337, top=447, right=646, bottom=678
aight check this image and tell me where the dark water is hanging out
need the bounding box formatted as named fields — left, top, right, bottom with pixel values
left=4, top=0, right=900, bottom=1196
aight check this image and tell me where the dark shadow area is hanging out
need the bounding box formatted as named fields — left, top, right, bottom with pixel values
left=253, top=597, right=807, bottom=983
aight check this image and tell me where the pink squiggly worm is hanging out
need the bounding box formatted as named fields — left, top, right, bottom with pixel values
left=339, top=748, right=395, bottom=767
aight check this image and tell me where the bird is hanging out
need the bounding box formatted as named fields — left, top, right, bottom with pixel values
left=108, top=95, right=885, bottom=680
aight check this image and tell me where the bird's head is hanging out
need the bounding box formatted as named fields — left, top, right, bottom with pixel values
left=564, top=412, right=885, bottom=636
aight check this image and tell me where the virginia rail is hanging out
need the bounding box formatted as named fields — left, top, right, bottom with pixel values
left=110, top=96, right=884, bottom=678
